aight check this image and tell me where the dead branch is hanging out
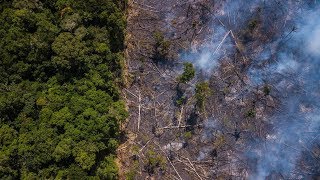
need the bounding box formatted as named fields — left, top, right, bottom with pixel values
left=155, top=143, right=183, bottom=180
left=131, top=1, right=160, bottom=13
left=157, top=124, right=203, bottom=130
left=212, top=30, right=231, bottom=56
left=138, top=90, right=141, bottom=130
left=178, top=106, right=184, bottom=126
left=187, top=157, right=204, bottom=180
left=139, top=137, right=154, bottom=153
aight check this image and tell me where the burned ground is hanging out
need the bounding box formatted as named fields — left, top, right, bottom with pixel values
left=118, top=0, right=320, bottom=179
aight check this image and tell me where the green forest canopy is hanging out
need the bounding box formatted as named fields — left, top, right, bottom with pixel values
left=0, top=0, right=127, bottom=179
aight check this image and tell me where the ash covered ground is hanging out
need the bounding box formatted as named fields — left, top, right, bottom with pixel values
left=118, top=0, right=320, bottom=179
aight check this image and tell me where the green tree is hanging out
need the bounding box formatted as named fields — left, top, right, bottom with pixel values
left=178, top=62, right=195, bottom=83
left=195, top=82, right=211, bottom=111
left=153, top=31, right=171, bottom=63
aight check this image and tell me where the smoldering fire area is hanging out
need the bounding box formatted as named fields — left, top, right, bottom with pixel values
left=120, top=0, right=320, bottom=179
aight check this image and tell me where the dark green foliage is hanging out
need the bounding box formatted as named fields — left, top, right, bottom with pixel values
left=248, top=19, right=259, bottom=31
left=195, top=82, right=210, bottom=111
left=184, top=131, right=193, bottom=139
left=145, top=150, right=166, bottom=175
left=263, top=85, right=271, bottom=96
left=240, top=17, right=261, bottom=44
left=175, top=83, right=187, bottom=107
left=96, top=155, right=119, bottom=179
left=0, top=0, right=127, bottom=179
left=125, top=160, right=139, bottom=180
left=152, top=31, right=171, bottom=63
left=176, top=96, right=187, bottom=106
left=245, top=109, right=256, bottom=118
left=178, top=62, right=195, bottom=83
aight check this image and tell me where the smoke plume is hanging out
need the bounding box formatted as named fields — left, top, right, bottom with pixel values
left=181, top=0, right=320, bottom=178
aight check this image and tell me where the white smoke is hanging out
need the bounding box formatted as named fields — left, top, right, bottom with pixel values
left=180, top=0, right=320, bottom=178
left=307, top=27, right=320, bottom=56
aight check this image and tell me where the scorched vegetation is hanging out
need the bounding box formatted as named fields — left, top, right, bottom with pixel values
left=122, top=0, right=320, bottom=179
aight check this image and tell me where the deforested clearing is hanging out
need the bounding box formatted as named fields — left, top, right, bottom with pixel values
left=122, top=0, right=320, bottom=179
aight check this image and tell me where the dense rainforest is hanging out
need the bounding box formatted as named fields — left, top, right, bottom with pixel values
left=0, top=0, right=127, bottom=179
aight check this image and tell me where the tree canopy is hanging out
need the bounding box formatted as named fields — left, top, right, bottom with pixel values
left=178, top=62, right=195, bottom=83
left=0, top=0, right=127, bottom=179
